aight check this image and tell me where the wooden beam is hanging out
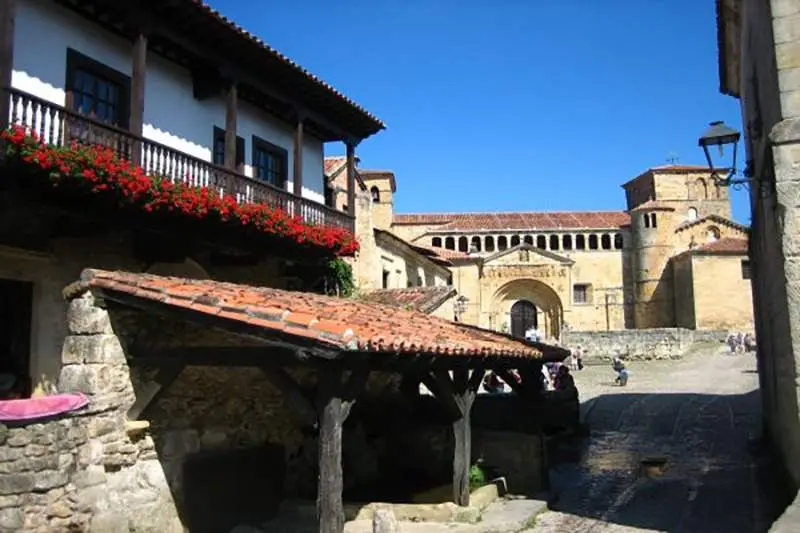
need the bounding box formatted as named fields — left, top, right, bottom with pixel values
left=259, top=365, right=317, bottom=428
left=346, top=142, right=356, bottom=217
left=293, top=114, right=304, bottom=197
left=0, top=0, right=15, bottom=131
left=129, top=32, right=147, bottom=166
left=315, top=364, right=370, bottom=533
left=224, top=81, right=238, bottom=170
left=126, top=363, right=184, bottom=420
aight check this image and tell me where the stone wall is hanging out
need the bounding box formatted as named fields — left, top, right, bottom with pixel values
left=0, top=290, right=182, bottom=533
left=561, top=328, right=729, bottom=361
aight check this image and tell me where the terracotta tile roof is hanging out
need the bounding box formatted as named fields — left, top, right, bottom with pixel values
left=675, top=214, right=749, bottom=234
left=359, top=286, right=456, bottom=314
left=374, top=229, right=454, bottom=270
left=693, top=237, right=748, bottom=255
left=629, top=200, right=676, bottom=212
left=188, top=1, right=385, bottom=131
left=411, top=244, right=472, bottom=262
left=79, top=270, right=556, bottom=360
left=323, top=156, right=366, bottom=190
left=392, top=211, right=630, bottom=232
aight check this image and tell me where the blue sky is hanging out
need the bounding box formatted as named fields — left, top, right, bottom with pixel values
left=216, top=0, right=747, bottom=223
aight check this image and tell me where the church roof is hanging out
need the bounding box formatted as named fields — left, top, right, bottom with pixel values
left=693, top=237, right=748, bottom=255
left=675, top=214, right=749, bottom=234
left=359, top=286, right=456, bottom=314
left=392, top=211, right=630, bottom=232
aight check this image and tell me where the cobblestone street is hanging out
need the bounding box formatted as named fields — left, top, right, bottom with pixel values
left=529, top=344, right=779, bottom=533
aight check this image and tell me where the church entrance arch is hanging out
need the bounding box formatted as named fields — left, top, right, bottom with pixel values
left=491, top=279, right=563, bottom=340
left=510, top=300, right=537, bottom=338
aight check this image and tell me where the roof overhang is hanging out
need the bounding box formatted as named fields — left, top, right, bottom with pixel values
left=717, top=0, right=742, bottom=98
left=54, top=0, right=385, bottom=141
left=70, top=269, right=570, bottom=366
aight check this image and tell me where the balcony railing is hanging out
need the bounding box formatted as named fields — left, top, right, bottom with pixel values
left=3, top=87, right=354, bottom=232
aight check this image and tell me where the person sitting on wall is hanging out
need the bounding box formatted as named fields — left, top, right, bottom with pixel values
left=482, top=371, right=504, bottom=394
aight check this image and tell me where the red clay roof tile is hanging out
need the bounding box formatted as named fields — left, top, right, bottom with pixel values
left=393, top=211, right=630, bottom=231
left=80, top=270, right=558, bottom=360
left=693, top=237, right=748, bottom=254
left=359, top=286, right=456, bottom=314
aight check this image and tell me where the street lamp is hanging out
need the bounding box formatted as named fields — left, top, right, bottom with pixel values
left=698, top=120, right=758, bottom=192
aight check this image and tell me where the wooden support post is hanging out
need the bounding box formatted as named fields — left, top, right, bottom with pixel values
left=293, top=114, right=304, bottom=197
left=126, top=364, right=184, bottom=420
left=130, top=32, right=147, bottom=166
left=0, top=0, right=15, bottom=131
left=346, top=141, right=356, bottom=217
left=316, top=364, right=371, bottom=533
left=259, top=366, right=317, bottom=428
left=224, top=81, right=238, bottom=170
left=424, top=367, right=484, bottom=506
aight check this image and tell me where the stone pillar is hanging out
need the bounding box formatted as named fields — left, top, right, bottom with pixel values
left=55, top=290, right=183, bottom=533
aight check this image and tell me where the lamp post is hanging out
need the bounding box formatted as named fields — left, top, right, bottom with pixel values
left=698, top=120, right=760, bottom=192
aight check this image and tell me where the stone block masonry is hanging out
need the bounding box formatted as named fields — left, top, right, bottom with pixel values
left=562, top=328, right=730, bottom=361
left=0, top=290, right=183, bottom=533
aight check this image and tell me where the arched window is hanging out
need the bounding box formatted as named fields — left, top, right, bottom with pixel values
left=650, top=213, right=657, bottom=228
left=485, top=236, right=495, bottom=252
left=588, top=234, right=599, bottom=250
left=445, top=237, right=455, bottom=250
left=687, top=207, right=698, bottom=221
left=470, top=236, right=482, bottom=252
left=458, top=236, right=468, bottom=252
left=563, top=235, right=573, bottom=250
left=432, top=237, right=442, bottom=248
left=613, top=233, right=623, bottom=250
left=370, top=186, right=380, bottom=202
left=575, top=235, right=586, bottom=250
left=510, top=235, right=521, bottom=247
left=694, top=178, right=708, bottom=200
left=643, top=213, right=651, bottom=228
left=523, top=235, right=534, bottom=245
left=601, top=234, right=611, bottom=250
left=497, top=236, right=508, bottom=251
left=707, top=226, right=720, bottom=242
left=549, top=234, right=560, bottom=250
left=536, top=235, right=547, bottom=249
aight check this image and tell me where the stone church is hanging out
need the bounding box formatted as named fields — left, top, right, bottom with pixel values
left=338, top=162, right=755, bottom=340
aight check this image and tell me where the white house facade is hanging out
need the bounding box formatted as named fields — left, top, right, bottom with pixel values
left=3, top=0, right=383, bottom=230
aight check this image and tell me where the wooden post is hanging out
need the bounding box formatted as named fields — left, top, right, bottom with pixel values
left=293, top=114, right=304, bottom=197
left=426, top=367, right=484, bottom=506
left=346, top=141, right=356, bottom=216
left=0, top=0, right=15, bottom=131
left=224, top=81, right=238, bottom=170
left=130, top=32, right=147, bottom=166
left=316, top=365, right=370, bottom=533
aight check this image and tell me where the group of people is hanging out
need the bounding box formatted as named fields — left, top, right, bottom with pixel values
left=727, top=332, right=756, bottom=354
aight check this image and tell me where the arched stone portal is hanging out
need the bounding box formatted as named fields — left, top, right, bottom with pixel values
left=510, top=300, right=537, bottom=338
left=491, top=279, right=563, bottom=340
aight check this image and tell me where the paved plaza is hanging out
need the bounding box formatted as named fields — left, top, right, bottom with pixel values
left=529, top=343, right=783, bottom=533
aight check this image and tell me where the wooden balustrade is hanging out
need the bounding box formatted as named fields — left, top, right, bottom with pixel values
left=3, top=87, right=354, bottom=232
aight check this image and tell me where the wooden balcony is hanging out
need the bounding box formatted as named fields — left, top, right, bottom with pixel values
left=2, top=87, right=354, bottom=233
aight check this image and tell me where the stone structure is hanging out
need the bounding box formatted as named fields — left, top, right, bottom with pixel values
left=324, top=157, right=453, bottom=306
left=716, top=0, right=800, bottom=524
left=0, top=291, right=182, bottom=533
left=361, top=164, right=754, bottom=340
left=561, top=327, right=728, bottom=361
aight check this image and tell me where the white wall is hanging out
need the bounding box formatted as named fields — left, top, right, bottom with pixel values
left=10, top=1, right=325, bottom=203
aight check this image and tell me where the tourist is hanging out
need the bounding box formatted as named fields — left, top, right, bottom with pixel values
left=736, top=332, right=745, bottom=353
left=554, top=366, right=575, bottom=392
left=744, top=333, right=756, bottom=353
left=727, top=333, right=738, bottom=354
left=482, top=371, right=504, bottom=394
left=540, top=364, right=552, bottom=391
left=576, top=347, right=585, bottom=370
left=612, top=357, right=629, bottom=386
